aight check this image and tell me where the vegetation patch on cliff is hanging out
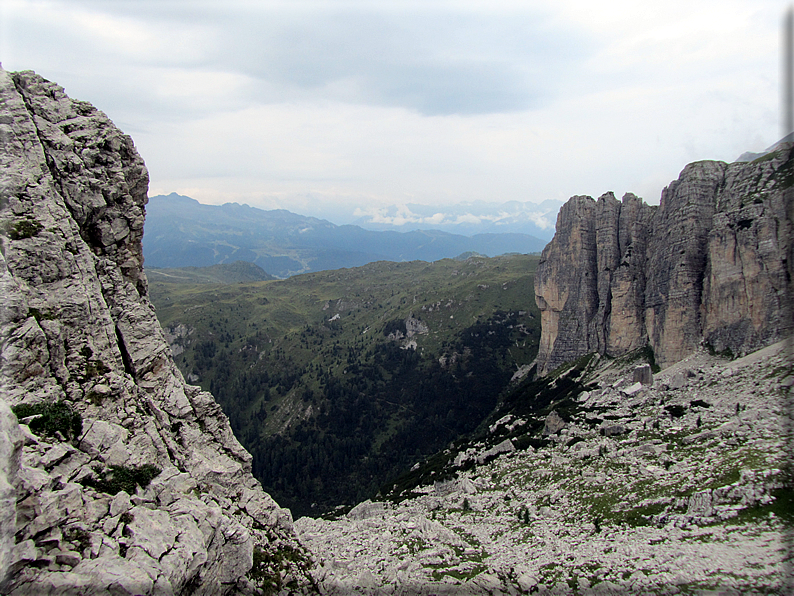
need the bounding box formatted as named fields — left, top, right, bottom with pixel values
left=12, top=401, right=83, bottom=442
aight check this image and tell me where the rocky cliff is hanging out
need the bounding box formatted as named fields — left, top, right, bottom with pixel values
left=535, top=150, right=793, bottom=375
left=0, top=69, right=315, bottom=594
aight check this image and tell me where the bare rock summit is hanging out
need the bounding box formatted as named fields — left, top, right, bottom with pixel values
left=0, top=69, right=315, bottom=594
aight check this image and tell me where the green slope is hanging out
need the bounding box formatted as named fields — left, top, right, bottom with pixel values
left=146, top=261, right=274, bottom=284
left=148, top=254, right=541, bottom=516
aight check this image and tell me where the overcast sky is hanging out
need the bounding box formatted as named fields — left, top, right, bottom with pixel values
left=0, top=0, right=786, bottom=225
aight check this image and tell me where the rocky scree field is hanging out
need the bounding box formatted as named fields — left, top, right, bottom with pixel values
left=295, top=341, right=792, bottom=595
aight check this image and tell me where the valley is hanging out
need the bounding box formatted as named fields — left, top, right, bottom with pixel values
left=148, top=255, right=542, bottom=516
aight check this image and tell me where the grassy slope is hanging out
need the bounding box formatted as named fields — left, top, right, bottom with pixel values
left=149, top=254, right=542, bottom=516
left=146, top=261, right=274, bottom=284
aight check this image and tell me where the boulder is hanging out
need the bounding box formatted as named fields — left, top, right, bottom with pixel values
left=621, top=382, right=643, bottom=396
left=632, top=364, right=653, bottom=386
left=601, top=424, right=627, bottom=437
left=543, top=411, right=567, bottom=436
left=348, top=500, right=389, bottom=520
left=476, top=439, right=516, bottom=463
left=687, top=489, right=714, bottom=518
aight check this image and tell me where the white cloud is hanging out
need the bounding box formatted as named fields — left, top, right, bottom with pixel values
left=1, top=0, right=785, bottom=222
left=526, top=212, right=552, bottom=230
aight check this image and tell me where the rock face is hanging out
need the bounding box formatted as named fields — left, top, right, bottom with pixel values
left=0, top=69, right=314, bottom=594
left=535, top=152, right=793, bottom=374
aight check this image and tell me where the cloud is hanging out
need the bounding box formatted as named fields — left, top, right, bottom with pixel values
left=352, top=205, right=429, bottom=226
left=525, top=212, right=552, bottom=230
left=453, top=213, right=485, bottom=225
left=4, top=0, right=594, bottom=117
left=226, top=7, right=592, bottom=115
left=351, top=201, right=561, bottom=231
left=1, top=0, right=783, bottom=222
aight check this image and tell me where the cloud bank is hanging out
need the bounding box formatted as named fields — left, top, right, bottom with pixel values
left=0, top=0, right=783, bottom=224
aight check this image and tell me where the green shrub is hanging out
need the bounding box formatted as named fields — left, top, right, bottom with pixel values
left=8, top=218, right=44, bottom=240
left=12, top=402, right=83, bottom=441
left=82, top=464, right=161, bottom=495
left=665, top=404, right=687, bottom=418
left=85, top=359, right=110, bottom=379
left=27, top=308, right=55, bottom=322
left=248, top=543, right=309, bottom=595
left=705, top=342, right=734, bottom=359
left=249, top=546, right=281, bottom=594
left=690, top=399, right=711, bottom=409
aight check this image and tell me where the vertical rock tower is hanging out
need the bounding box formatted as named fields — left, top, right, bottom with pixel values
left=535, top=150, right=793, bottom=375
left=0, top=69, right=314, bottom=594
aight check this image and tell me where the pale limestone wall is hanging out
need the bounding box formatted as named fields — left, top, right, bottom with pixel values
left=535, top=149, right=792, bottom=374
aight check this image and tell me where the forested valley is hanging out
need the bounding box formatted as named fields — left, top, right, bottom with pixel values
left=148, top=255, right=541, bottom=516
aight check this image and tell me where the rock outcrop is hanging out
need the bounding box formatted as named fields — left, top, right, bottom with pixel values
left=0, top=69, right=314, bottom=594
left=535, top=151, right=793, bottom=374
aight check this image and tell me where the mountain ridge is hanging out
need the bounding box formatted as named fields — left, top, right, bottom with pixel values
left=0, top=68, right=314, bottom=594
left=143, top=193, right=547, bottom=277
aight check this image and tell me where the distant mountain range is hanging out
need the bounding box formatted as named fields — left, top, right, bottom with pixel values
left=143, top=193, right=548, bottom=277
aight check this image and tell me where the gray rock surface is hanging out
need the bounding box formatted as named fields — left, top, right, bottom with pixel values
left=0, top=69, right=314, bottom=594
left=296, top=341, right=791, bottom=594
left=535, top=155, right=792, bottom=374
left=632, top=363, right=653, bottom=386
left=0, top=401, right=22, bottom=588
left=542, top=411, right=566, bottom=435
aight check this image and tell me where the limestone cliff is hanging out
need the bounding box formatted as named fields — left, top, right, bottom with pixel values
left=0, top=69, right=315, bottom=594
left=535, top=149, right=793, bottom=374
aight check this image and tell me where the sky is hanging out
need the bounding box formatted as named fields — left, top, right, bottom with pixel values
left=0, top=0, right=787, bottom=228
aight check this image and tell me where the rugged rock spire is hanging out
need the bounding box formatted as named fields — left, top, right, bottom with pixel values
left=535, top=151, right=793, bottom=375
left=0, top=69, right=314, bottom=594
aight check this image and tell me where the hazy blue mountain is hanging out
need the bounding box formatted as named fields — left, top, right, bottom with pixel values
left=143, top=193, right=548, bottom=277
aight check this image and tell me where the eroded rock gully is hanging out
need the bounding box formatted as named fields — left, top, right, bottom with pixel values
left=535, top=156, right=793, bottom=374
left=0, top=69, right=314, bottom=595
